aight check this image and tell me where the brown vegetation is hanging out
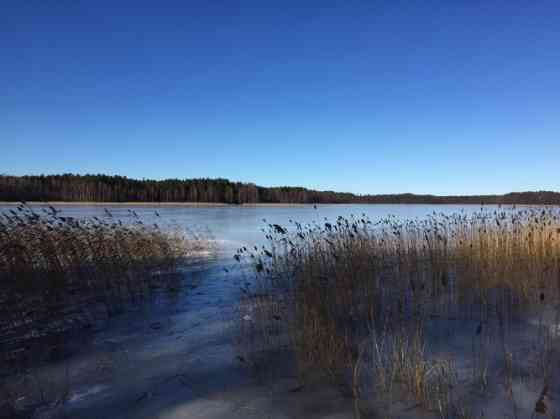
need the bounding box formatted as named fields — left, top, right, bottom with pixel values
left=236, top=208, right=560, bottom=418
left=0, top=204, right=210, bottom=372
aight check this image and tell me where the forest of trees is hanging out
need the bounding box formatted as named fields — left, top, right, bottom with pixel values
left=1, top=174, right=560, bottom=205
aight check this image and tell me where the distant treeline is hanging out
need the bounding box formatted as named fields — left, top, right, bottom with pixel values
left=1, top=174, right=560, bottom=205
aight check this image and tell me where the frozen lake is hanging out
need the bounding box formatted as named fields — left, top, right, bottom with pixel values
left=1, top=203, right=506, bottom=253
left=3, top=202, right=543, bottom=419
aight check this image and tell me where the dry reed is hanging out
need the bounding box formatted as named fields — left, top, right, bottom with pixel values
left=236, top=207, right=560, bottom=418
left=0, top=203, right=210, bottom=370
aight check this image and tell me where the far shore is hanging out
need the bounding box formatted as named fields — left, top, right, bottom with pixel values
left=0, top=201, right=310, bottom=207
left=0, top=201, right=547, bottom=208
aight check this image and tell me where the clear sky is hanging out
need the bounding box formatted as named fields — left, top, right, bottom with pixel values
left=2, top=1, right=559, bottom=195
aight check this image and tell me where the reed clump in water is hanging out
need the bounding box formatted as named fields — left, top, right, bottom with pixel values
left=237, top=208, right=560, bottom=418
left=0, top=204, right=210, bottom=368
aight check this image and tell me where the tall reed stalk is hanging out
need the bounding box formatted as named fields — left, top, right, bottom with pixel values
left=236, top=207, right=560, bottom=418
left=0, top=204, right=210, bottom=369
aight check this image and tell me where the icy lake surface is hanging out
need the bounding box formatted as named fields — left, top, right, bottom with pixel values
left=0, top=203, right=503, bottom=252
left=5, top=203, right=540, bottom=419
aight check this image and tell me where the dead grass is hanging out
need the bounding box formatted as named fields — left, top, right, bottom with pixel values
left=0, top=203, right=212, bottom=371
left=236, top=207, right=560, bottom=418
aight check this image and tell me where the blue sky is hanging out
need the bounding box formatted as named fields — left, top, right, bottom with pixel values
left=2, top=1, right=559, bottom=195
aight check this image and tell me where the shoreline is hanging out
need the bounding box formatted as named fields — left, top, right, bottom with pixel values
left=0, top=201, right=550, bottom=207
left=0, top=201, right=551, bottom=207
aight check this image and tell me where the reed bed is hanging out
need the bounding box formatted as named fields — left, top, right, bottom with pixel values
left=236, top=207, right=560, bottom=418
left=0, top=204, right=211, bottom=370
